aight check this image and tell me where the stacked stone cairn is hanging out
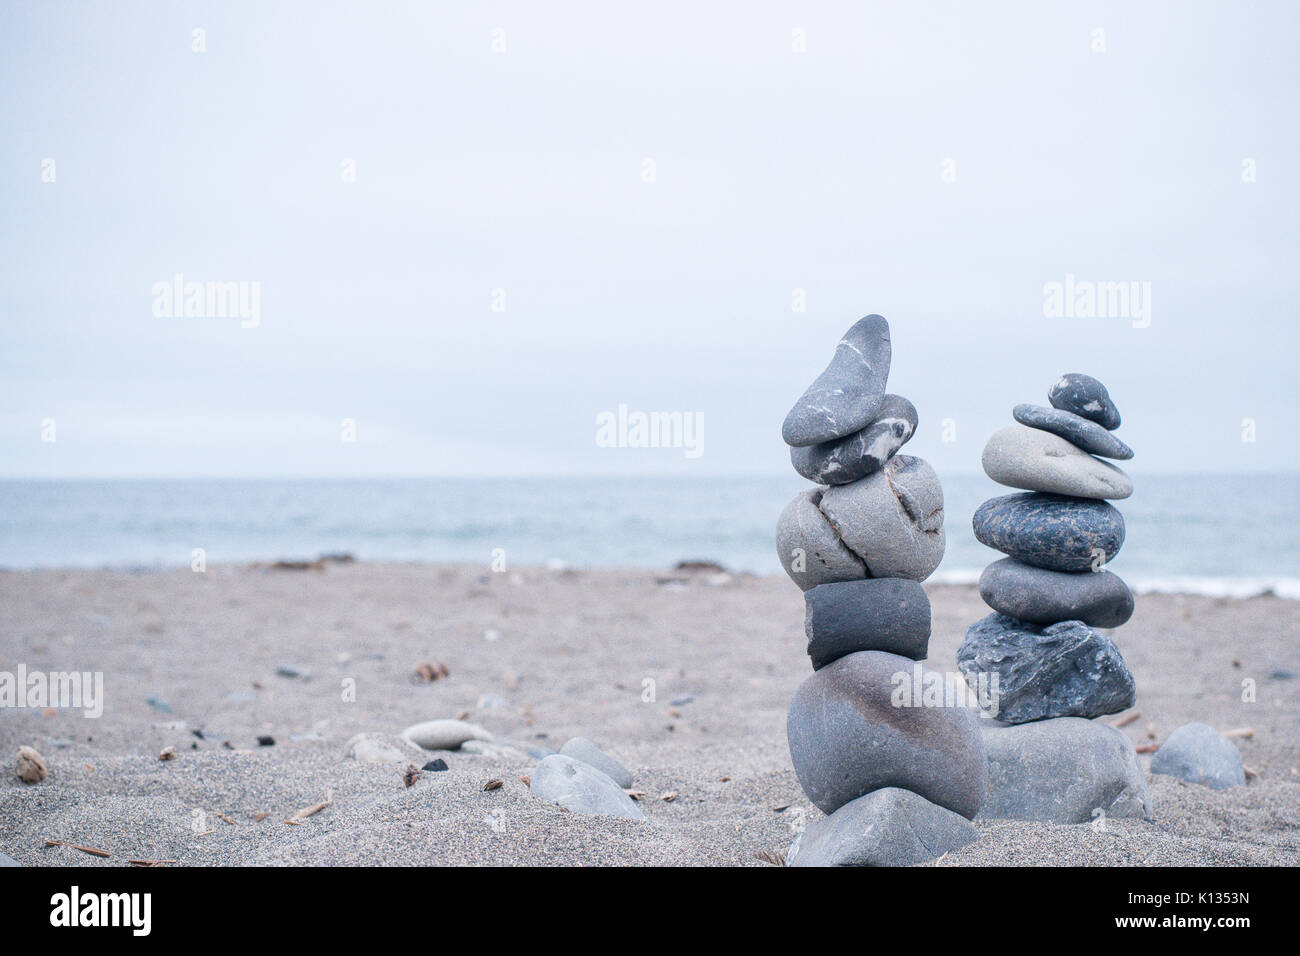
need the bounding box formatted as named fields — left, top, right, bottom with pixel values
left=957, top=373, right=1152, bottom=823
left=775, top=315, right=986, bottom=866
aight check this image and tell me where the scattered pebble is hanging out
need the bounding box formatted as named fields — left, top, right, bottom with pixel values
left=400, top=719, right=493, bottom=751
left=422, top=758, right=449, bottom=772
left=146, top=696, right=172, bottom=712
left=0, top=853, right=19, bottom=867
left=275, top=665, right=310, bottom=680
left=403, top=765, right=421, bottom=788
left=1151, top=722, right=1246, bottom=790
left=414, top=661, right=450, bottom=683
left=483, top=779, right=503, bottom=792
left=17, top=746, right=47, bottom=783
left=159, top=746, right=176, bottom=761
left=669, top=695, right=694, bottom=706
left=529, top=754, right=646, bottom=821
left=558, top=737, right=634, bottom=788
left=256, top=736, right=275, bottom=747
left=344, top=733, right=423, bottom=764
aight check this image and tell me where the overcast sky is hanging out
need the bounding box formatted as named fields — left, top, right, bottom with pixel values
left=2, top=1, right=1296, bottom=477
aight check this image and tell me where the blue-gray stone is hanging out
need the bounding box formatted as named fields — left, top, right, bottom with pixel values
left=787, top=650, right=987, bottom=819
left=786, top=787, right=977, bottom=867
left=979, top=557, right=1134, bottom=627
left=979, top=717, right=1152, bottom=823
left=558, top=737, right=633, bottom=789
left=972, top=492, right=1125, bottom=572
left=790, top=394, right=917, bottom=485
left=1048, top=373, right=1121, bottom=430
left=804, top=578, right=931, bottom=669
left=1013, top=404, right=1133, bottom=460
left=530, top=754, right=646, bottom=820
left=1150, top=722, right=1246, bottom=790
left=782, top=315, right=891, bottom=446
left=957, top=614, right=1136, bottom=724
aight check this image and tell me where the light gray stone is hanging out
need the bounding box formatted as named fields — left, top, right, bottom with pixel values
left=0, top=852, right=19, bottom=867
left=1150, top=722, right=1245, bottom=790
left=530, top=754, right=646, bottom=821
left=786, top=787, right=977, bottom=867
left=982, top=424, right=1133, bottom=499
left=790, top=394, right=917, bottom=486
left=344, top=733, right=424, bottom=764
left=559, top=737, right=633, bottom=788
left=979, top=717, right=1152, bottom=823
left=775, top=487, right=868, bottom=591
left=400, top=719, right=494, bottom=751
left=786, top=650, right=987, bottom=819
left=818, top=455, right=946, bottom=581
left=782, top=314, right=891, bottom=446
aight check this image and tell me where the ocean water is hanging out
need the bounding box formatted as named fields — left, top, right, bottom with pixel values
left=0, top=475, right=1297, bottom=597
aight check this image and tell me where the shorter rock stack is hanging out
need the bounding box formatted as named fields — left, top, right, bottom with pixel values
left=958, top=373, right=1151, bottom=823
left=776, top=315, right=985, bottom=866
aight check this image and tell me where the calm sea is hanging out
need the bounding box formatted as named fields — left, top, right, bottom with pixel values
left=1, top=475, right=1296, bottom=597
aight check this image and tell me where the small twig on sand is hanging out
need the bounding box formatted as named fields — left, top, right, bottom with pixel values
left=1224, top=727, right=1255, bottom=739
left=754, top=849, right=786, bottom=867
left=1135, top=743, right=1159, bottom=754
left=1111, top=712, right=1141, bottom=728
left=128, top=859, right=176, bottom=867
left=284, top=790, right=333, bottom=824
left=44, top=840, right=111, bottom=858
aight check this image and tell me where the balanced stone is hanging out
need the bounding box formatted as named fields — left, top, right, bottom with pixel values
left=1013, top=404, right=1133, bottom=460
left=804, top=578, right=931, bottom=669
left=957, top=614, right=1136, bottom=723
left=978, top=717, right=1151, bottom=823
left=786, top=787, right=977, bottom=867
left=818, top=455, right=946, bottom=581
left=979, top=558, right=1134, bottom=627
left=1150, top=722, right=1246, bottom=790
left=530, top=754, right=646, bottom=821
left=972, top=492, right=1125, bottom=572
left=1048, top=373, right=1121, bottom=430
left=982, top=424, right=1133, bottom=499
left=790, top=394, right=917, bottom=486
left=782, top=315, right=891, bottom=446
left=775, top=487, right=868, bottom=591
left=558, top=737, right=633, bottom=789
left=786, top=650, right=986, bottom=819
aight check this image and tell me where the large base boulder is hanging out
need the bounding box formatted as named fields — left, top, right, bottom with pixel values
left=786, top=787, right=977, bottom=867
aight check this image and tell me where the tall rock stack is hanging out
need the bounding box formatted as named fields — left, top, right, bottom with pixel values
left=957, top=373, right=1152, bottom=824
left=775, top=315, right=985, bottom=867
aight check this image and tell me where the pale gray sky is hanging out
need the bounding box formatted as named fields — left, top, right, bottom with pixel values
left=2, top=0, right=1296, bottom=477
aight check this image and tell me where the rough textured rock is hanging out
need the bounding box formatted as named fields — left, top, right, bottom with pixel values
left=1048, top=373, right=1121, bottom=430
left=786, top=787, right=977, bottom=867
left=973, top=492, right=1125, bottom=572
left=791, top=394, right=917, bottom=485
left=782, top=314, right=891, bottom=446
left=775, top=487, right=868, bottom=591
left=979, top=717, right=1152, bottom=823
left=818, top=455, right=946, bottom=581
left=804, top=578, right=931, bottom=669
left=530, top=754, right=646, bottom=820
left=957, top=614, right=1136, bottom=723
left=1150, top=722, right=1246, bottom=790
left=786, top=650, right=986, bottom=819
left=979, top=557, right=1134, bottom=627
left=1013, top=403, right=1133, bottom=460
left=982, top=424, right=1133, bottom=499
left=559, top=737, right=633, bottom=788
left=400, top=719, right=494, bottom=751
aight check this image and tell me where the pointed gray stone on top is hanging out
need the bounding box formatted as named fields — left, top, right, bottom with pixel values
left=782, top=315, right=891, bottom=447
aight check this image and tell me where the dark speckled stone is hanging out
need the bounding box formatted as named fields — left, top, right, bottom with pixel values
left=1048, top=373, right=1121, bottom=430
left=791, top=394, right=917, bottom=485
left=957, top=614, right=1136, bottom=723
left=782, top=315, right=891, bottom=446
left=1013, top=404, right=1133, bottom=460
left=786, top=650, right=987, bottom=818
left=804, top=577, right=931, bottom=669
left=973, top=492, right=1124, bottom=572
left=979, top=557, right=1134, bottom=627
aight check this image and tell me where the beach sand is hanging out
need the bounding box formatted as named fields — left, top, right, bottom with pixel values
left=1, top=563, right=1296, bottom=866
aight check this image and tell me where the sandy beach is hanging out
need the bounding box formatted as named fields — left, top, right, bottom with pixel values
left=0, top=562, right=1296, bottom=867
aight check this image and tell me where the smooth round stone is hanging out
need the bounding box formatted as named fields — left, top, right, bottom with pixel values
left=400, top=719, right=494, bottom=751
left=804, top=577, right=931, bottom=669
left=957, top=614, right=1136, bottom=724
left=791, top=394, right=917, bottom=485
left=786, top=650, right=987, bottom=819
left=1013, top=404, right=1133, bottom=460
left=782, top=315, right=891, bottom=447
left=982, top=424, right=1132, bottom=499
left=1150, top=722, right=1246, bottom=790
left=1048, top=373, right=1121, bottom=430
left=530, top=754, right=646, bottom=821
left=973, top=492, right=1125, bottom=572
left=818, top=455, right=946, bottom=581
left=558, top=737, right=633, bottom=789
left=786, top=787, right=976, bottom=867
left=979, top=558, right=1134, bottom=627
left=775, top=487, right=868, bottom=591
